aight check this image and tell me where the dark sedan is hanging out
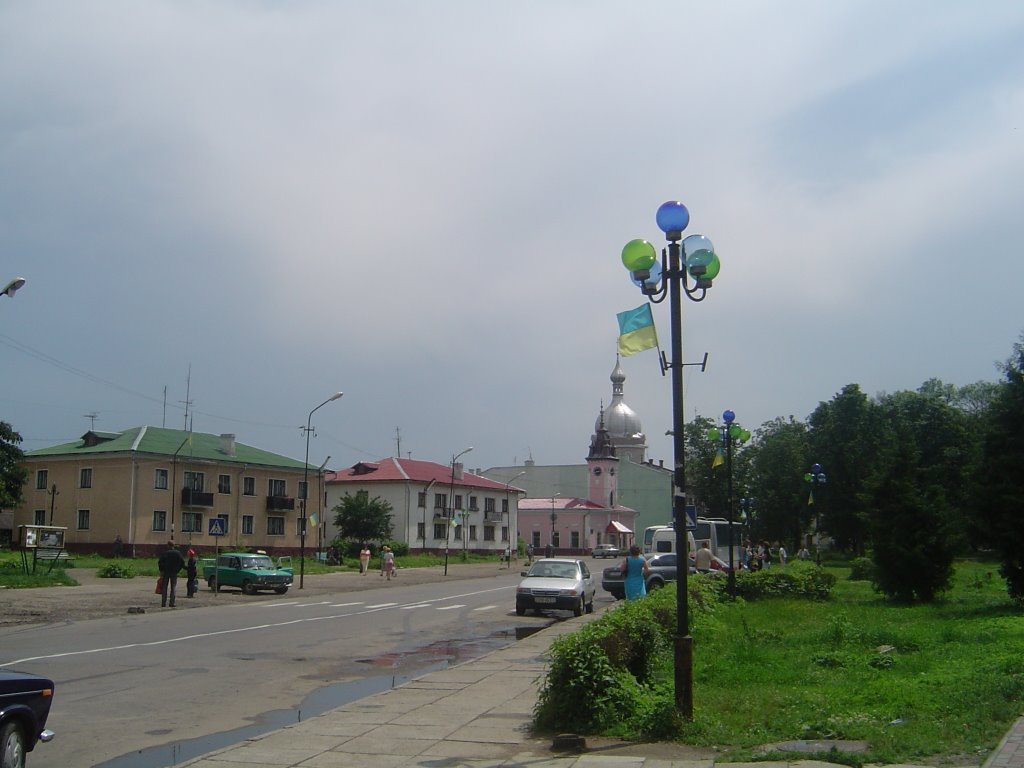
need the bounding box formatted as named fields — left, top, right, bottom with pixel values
left=602, top=552, right=684, bottom=599
left=0, top=670, right=55, bottom=768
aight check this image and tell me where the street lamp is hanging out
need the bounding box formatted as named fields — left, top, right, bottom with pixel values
left=621, top=199, right=721, bottom=718
left=2, top=277, right=26, bottom=298
left=708, top=410, right=750, bottom=598
left=804, top=463, right=827, bottom=564
left=504, top=471, right=526, bottom=562
left=301, top=392, right=343, bottom=589
left=443, top=446, right=473, bottom=576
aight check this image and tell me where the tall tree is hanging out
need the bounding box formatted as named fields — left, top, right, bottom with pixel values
left=975, top=335, right=1024, bottom=600
left=0, top=421, right=28, bottom=510
left=745, top=417, right=810, bottom=547
left=807, top=384, right=881, bottom=554
left=332, top=492, right=395, bottom=546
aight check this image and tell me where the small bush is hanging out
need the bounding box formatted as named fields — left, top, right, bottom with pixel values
left=849, top=557, right=875, bottom=581
left=734, top=562, right=836, bottom=600
left=97, top=562, right=136, bottom=579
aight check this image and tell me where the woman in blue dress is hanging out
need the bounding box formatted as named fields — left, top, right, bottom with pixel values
left=620, top=544, right=650, bottom=600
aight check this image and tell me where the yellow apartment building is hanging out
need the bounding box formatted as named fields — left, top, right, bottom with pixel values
left=10, top=427, right=315, bottom=557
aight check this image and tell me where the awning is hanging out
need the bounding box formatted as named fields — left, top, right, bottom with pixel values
left=605, top=521, right=632, bottom=534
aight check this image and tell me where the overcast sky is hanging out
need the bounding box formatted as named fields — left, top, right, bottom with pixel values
left=2, top=1, right=1023, bottom=474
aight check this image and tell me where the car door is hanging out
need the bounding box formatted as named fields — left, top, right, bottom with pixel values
left=578, top=561, right=596, bottom=602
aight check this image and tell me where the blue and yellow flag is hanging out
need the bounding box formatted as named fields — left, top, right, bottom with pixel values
left=616, top=304, right=658, bottom=356
left=309, top=511, right=319, bottom=526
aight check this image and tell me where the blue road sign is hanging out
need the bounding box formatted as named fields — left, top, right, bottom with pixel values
left=685, top=505, right=697, bottom=531
left=208, top=518, right=226, bottom=536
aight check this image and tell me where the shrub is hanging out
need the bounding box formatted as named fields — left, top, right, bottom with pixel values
left=849, top=557, right=875, bottom=581
left=97, top=562, right=136, bottom=579
left=734, top=562, right=835, bottom=600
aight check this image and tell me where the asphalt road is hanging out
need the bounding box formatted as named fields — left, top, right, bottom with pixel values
left=1, top=564, right=615, bottom=768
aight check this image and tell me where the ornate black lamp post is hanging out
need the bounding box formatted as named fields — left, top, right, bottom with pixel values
left=708, top=410, right=750, bottom=597
left=620, top=200, right=721, bottom=719
left=804, top=463, right=827, bottom=564
left=443, top=447, right=472, bottom=576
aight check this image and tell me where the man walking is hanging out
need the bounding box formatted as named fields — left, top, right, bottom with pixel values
left=158, top=542, right=185, bottom=608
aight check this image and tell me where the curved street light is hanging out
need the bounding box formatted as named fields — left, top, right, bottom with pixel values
left=443, top=447, right=473, bottom=576
left=2, top=277, right=26, bottom=298
left=503, top=471, right=526, bottom=566
left=620, top=200, right=721, bottom=719
left=301, top=392, right=343, bottom=588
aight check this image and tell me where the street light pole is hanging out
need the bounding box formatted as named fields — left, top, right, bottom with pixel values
left=621, top=200, right=721, bottom=719
left=2, top=277, right=26, bottom=299
left=301, top=392, right=343, bottom=589
left=443, top=447, right=472, bottom=576
left=708, top=410, right=750, bottom=598
left=804, top=463, right=827, bottom=565
left=504, top=471, right=526, bottom=561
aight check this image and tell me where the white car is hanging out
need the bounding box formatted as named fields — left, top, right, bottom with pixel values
left=591, top=544, right=620, bottom=559
left=515, top=558, right=596, bottom=617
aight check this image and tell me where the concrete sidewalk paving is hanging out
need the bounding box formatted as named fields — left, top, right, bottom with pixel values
left=176, top=606, right=1022, bottom=768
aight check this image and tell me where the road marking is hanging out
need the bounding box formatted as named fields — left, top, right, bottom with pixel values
left=0, top=584, right=516, bottom=668
left=400, top=603, right=432, bottom=609
left=473, top=605, right=497, bottom=611
left=296, top=601, right=334, bottom=607
left=328, top=601, right=364, bottom=607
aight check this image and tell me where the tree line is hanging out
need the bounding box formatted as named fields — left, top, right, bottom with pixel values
left=684, top=333, right=1024, bottom=603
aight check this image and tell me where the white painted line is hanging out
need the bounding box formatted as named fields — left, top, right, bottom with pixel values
left=400, top=603, right=432, bottom=610
left=435, top=604, right=466, bottom=611
left=296, top=601, right=334, bottom=607
left=328, top=602, right=364, bottom=607
left=365, top=603, right=398, bottom=609
left=473, top=605, right=497, bottom=611
left=255, top=601, right=301, bottom=607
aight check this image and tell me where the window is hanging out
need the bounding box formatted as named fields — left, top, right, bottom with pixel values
left=153, top=510, right=167, bottom=531
left=417, top=522, right=425, bottom=540
left=502, top=526, right=509, bottom=542
left=267, top=517, right=285, bottom=536
left=218, top=474, right=231, bottom=494
left=79, top=468, right=92, bottom=489
left=484, top=498, right=496, bottom=513
left=469, top=525, right=477, bottom=541
left=501, top=498, right=509, bottom=514
left=296, top=518, right=306, bottom=537
left=552, top=532, right=560, bottom=547
left=243, top=476, right=255, bottom=496
left=468, top=495, right=478, bottom=511
left=298, top=481, right=308, bottom=501
left=77, top=509, right=90, bottom=530
left=454, top=525, right=462, bottom=541
left=182, top=512, right=203, bottom=533
left=36, top=470, right=48, bottom=490
left=184, top=471, right=204, bottom=491
left=433, top=523, right=447, bottom=540
left=571, top=531, right=580, bottom=548
left=155, top=469, right=168, bottom=490
left=241, top=515, right=254, bottom=535
left=417, top=491, right=427, bottom=507
left=532, top=531, right=541, bottom=547
left=33, top=510, right=45, bottom=525
left=454, top=494, right=462, bottom=510
left=484, top=526, right=495, bottom=542
left=268, top=479, right=286, bottom=497
left=217, top=514, right=229, bottom=533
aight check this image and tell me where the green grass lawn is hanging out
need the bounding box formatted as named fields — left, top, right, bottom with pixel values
left=671, top=560, right=1022, bottom=765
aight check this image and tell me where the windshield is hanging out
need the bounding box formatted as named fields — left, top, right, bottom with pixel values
left=241, top=556, right=275, bottom=570
left=528, top=562, right=578, bottom=580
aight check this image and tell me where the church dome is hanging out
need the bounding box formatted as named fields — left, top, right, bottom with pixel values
left=595, top=359, right=645, bottom=442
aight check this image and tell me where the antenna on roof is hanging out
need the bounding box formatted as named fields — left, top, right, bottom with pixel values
left=84, top=412, right=98, bottom=430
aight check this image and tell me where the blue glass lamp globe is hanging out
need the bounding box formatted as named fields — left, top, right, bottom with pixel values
left=656, top=201, right=690, bottom=234
left=723, top=410, right=735, bottom=424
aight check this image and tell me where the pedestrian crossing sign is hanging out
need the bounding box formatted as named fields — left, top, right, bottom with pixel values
left=208, top=518, right=226, bottom=536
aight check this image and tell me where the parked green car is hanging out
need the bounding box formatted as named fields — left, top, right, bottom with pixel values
left=202, top=553, right=293, bottom=595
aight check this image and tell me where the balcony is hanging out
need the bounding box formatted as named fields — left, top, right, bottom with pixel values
left=266, top=496, right=296, bottom=512
left=433, top=507, right=454, bottom=520
left=483, top=511, right=503, bottom=522
left=181, top=488, right=214, bottom=508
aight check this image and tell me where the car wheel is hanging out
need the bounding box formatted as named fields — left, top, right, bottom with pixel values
left=207, top=578, right=216, bottom=590
left=515, top=604, right=525, bottom=616
left=1, top=721, right=27, bottom=768
left=647, top=578, right=664, bottom=592
left=573, top=597, right=584, bottom=617
left=585, top=598, right=594, bottom=614
left=241, top=580, right=257, bottom=595
left=274, top=586, right=289, bottom=594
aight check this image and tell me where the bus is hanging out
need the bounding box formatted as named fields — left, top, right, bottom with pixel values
left=644, top=517, right=743, bottom=566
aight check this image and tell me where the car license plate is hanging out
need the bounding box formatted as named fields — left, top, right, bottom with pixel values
left=535, top=596, right=556, bottom=604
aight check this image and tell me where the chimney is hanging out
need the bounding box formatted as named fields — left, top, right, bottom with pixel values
left=453, top=462, right=465, bottom=481
left=220, top=433, right=236, bottom=456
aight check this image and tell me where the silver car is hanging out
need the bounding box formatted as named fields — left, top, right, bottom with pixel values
left=515, top=558, right=596, bottom=617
